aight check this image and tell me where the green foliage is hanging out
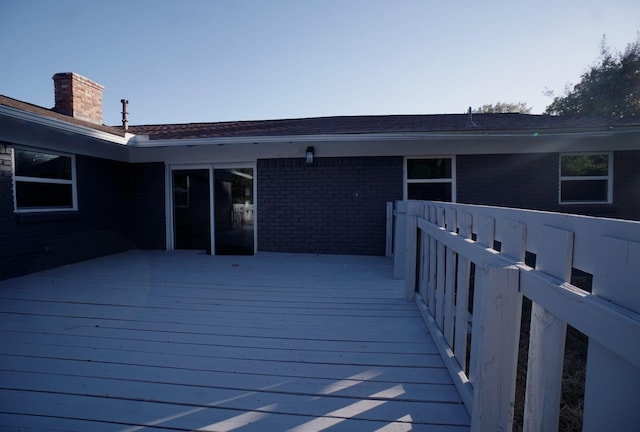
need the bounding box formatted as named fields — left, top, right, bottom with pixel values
left=473, top=101, right=532, bottom=114
left=560, top=154, right=608, bottom=177
left=545, top=34, right=640, bottom=118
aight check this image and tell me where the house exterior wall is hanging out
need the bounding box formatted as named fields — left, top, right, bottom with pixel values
left=457, top=151, right=640, bottom=221
left=128, top=162, right=167, bottom=249
left=0, top=142, right=165, bottom=280
left=611, top=150, right=640, bottom=221
left=257, top=156, right=403, bottom=256
left=457, top=153, right=560, bottom=210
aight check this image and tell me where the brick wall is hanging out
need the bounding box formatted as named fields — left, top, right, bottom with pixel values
left=457, top=153, right=559, bottom=210
left=0, top=146, right=166, bottom=280
left=53, top=72, right=104, bottom=124
left=128, top=162, right=166, bottom=249
left=257, top=156, right=403, bottom=256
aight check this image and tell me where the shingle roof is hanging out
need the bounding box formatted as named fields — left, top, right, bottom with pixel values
left=126, top=113, right=640, bottom=140
left=0, top=95, right=126, bottom=137
left=3, top=93, right=639, bottom=142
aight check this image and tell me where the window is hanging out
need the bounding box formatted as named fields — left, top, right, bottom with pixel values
left=12, top=148, right=77, bottom=212
left=405, top=157, right=455, bottom=202
left=559, top=153, right=612, bottom=204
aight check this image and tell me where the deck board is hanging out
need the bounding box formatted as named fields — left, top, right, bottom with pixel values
left=0, top=251, right=470, bottom=431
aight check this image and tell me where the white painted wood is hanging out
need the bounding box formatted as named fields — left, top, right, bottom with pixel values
left=417, top=214, right=640, bottom=369
left=418, top=203, right=430, bottom=300
left=454, top=212, right=473, bottom=375
left=429, top=201, right=640, bottom=275
left=393, top=200, right=408, bottom=279
left=405, top=201, right=422, bottom=301
left=416, top=293, right=474, bottom=412
left=427, top=204, right=438, bottom=315
left=467, top=214, right=496, bottom=392
left=474, top=214, right=495, bottom=248
left=583, top=236, right=640, bottom=432
left=408, top=200, right=640, bottom=432
left=469, top=264, right=521, bottom=432
left=0, top=251, right=471, bottom=432
left=435, top=206, right=447, bottom=329
left=524, top=226, right=573, bottom=432
left=500, top=220, right=526, bottom=261
left=443, top=207, right=458, bottom=345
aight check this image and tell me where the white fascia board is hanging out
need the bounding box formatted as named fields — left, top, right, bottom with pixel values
left=0, top=104, right=129, bottom=145
left=126, top=128, right=640, bottom=149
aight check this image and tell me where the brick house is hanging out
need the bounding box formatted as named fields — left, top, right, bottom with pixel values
left=2, top=72, right=639, bottom=279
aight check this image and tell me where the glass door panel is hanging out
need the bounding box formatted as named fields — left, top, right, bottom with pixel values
left=172, top=169, right=211, bottom=253
left=214, top=168, right=254, bottom=255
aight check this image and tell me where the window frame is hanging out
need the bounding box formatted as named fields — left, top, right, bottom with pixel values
left=558, top=152, right=613, bottom=205
left=404, top=156, right=456, bottom=202
left=12, top=147, right=78, bottom=213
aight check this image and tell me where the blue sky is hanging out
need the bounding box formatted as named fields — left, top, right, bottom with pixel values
left=1, top=0, right=638, bottom=126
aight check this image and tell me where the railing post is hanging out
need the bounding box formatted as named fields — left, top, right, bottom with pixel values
left=393, top=201, right=407, bottom=279
left=470, top=263, right=521, bottom=432
left=404, top=201, right=422, bottom=301
left=582, top=237, right=640, bottom=432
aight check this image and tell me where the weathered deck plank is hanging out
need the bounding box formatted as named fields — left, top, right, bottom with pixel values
left=0, top=251, right=470, bottom=431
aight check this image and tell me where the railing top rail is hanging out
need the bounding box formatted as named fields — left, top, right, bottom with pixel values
left=409, top=200, right=640, bottom=274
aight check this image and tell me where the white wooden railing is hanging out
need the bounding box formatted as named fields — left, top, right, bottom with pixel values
left=389, top=200, right=640, bottom=432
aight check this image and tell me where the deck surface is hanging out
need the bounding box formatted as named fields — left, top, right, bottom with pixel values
left=0, top=251, right=470, bottom=431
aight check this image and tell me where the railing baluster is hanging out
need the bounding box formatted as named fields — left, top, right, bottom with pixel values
left=418, top=202, right=429, bottom=300
left=443, top=208, right=457, bottom=345
left=454, top=212, right=473, bottom=374
left=524, top=225, right=573, bottom=432
left=468, top=214, right=495, bottom=388
left=435, top=206, right=446, bottom=329
left=427, top=205, right=438, bottom=314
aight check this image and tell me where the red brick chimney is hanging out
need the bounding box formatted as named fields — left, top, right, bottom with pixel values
left=52, top=72, right=104, bottom=125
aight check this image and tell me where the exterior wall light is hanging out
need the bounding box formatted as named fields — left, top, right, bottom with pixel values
left=306, top=146, right=314, bottom=165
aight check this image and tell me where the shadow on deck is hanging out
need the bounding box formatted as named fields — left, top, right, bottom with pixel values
left=0, top=250, right=470, bottom=431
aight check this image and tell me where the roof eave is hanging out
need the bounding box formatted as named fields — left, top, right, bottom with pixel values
left=0, top=104, right=130, bottom=145
left=127, top=126, right=640, bottom=148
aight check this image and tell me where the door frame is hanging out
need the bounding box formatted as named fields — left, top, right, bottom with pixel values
left=165, top=163, right=257, bottom=254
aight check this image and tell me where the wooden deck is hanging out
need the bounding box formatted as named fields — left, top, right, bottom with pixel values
left=0, top=250, right=470, bottom=432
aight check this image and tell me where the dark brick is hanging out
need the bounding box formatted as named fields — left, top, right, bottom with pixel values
left=0, top=152, right=165, bottom=280
left=257, top=156, right=403, bottom=256
left=457, top=151, right=640, bottom=221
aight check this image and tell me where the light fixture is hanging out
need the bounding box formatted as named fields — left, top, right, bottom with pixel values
left=306, top=146, right=314, bottom=165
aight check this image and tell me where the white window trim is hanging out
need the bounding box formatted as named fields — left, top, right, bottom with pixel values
left=559, top=152, right=613, bottom=205
left=12, top=147, right=78, bottom=213
left=404, top=156, right=456, bottom=203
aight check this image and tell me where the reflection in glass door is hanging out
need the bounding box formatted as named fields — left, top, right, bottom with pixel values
left=172, top=169, right=212, bottom=253
left=214, top=168, right=254, bottom=255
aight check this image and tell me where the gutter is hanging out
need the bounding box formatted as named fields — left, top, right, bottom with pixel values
left=127, top=127, right=640, bottom=148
